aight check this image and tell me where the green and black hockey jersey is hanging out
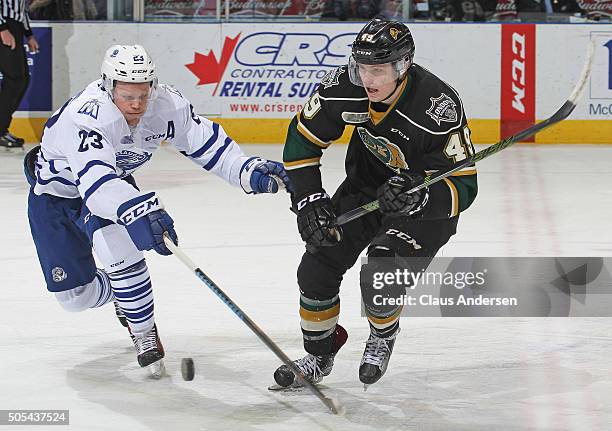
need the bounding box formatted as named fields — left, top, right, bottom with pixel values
left=283, top=63, right=478, bottom=220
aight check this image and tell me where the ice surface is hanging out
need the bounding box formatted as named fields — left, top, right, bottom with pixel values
left=1, top=144, right=612, bottom=430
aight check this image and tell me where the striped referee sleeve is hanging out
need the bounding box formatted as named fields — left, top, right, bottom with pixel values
left=0, top=0, right=33, bottom=36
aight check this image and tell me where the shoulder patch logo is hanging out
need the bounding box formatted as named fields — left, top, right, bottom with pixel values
left=321, top=66, right=345, bottom=89
left=162, top=84, right=183, bottom=98
left=52, top=267, right=67, bottom=282
left=426, top=93, right=458, bottom=126
left=78, top=99, right=101, bottom=120
left=341, top=112, right=369, bottom=123
left=357, top=127, right=408, bottom=173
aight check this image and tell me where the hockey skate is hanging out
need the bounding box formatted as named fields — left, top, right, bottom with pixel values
left=130, top=324, right=166, bottom=379
left=271, top=324, right=347, bottom=390
left=0, top=133, right=24, bottom=151
left=359, top=327, right=400, bottom=389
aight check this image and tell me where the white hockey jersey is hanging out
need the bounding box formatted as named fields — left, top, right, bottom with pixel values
left=34, top=80, right=251, bottom=222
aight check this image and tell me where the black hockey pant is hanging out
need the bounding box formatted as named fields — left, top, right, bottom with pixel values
left=297, top=180, right=458, bottom=355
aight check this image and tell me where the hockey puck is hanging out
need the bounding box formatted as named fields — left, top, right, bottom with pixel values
left=181, top=358, right=195, bottom=381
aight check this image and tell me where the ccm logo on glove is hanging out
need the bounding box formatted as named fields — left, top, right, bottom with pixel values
left=296, top=192, right=330, bottom=211
left=119, top=195, right=162, bottom=225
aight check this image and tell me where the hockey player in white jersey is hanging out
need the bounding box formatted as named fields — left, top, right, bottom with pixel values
left=23, top=45, right=292, bottom=376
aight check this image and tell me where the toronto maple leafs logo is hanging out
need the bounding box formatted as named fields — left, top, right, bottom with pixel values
left=426, top=93, right=458, bottom=126
left=321, top=66, right=346, bottom=89
left=115, top=150, right=151, bottom=176
left=357, top=127, right=408, bottom=173
left=186, top=34, right=241, bottom=95
left=78, top=99, right=101, bottom=120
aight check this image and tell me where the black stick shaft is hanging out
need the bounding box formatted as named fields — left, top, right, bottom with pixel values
left=163, top=236, right=339, bottom=415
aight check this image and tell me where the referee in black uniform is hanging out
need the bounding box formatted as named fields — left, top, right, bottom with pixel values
left=0, top=0, right=38, bottom=149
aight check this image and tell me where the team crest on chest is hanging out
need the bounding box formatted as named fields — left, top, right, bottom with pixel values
left=357, top=127, right=408, bottom=173
left=426, top=93, right=457, bottom=125
left=115, top=150, right=152, bottom=176
left=321, top=66, right=345, bottom=89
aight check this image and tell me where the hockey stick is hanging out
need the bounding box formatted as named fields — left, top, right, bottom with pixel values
left=162, top=235, right=341, bottom=415
left=335, top=41, right=595, bottom=227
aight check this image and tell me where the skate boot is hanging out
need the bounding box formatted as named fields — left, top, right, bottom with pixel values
left=113, top=300, right=128, bottom=328
left=359, top=327, right=400, bottom=388
left=131, top=324, right=165, bottom=378
left=6, top=132, right=25, bottom=145
left=272, top=324, right=348, bottom=389
left=0, top=132, right=24, bottom=150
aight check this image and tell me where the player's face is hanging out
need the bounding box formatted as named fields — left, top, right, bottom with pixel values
left=113, top=82, right=152, bottom=126
left=358, top=63, right=398, bottom=102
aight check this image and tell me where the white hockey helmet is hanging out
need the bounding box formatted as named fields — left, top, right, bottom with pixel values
left=101, top=45, right=157, bottom=97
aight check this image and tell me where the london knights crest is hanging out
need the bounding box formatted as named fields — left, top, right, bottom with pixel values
left=357, top=127, right=408, bottom=173
left=426, top=93, right=457, bottom=125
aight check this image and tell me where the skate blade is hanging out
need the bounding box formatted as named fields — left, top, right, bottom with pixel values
left=268, top=381, right=328, bottom=392
left=268, top=383, right=305, bottom=392
left=1, top=147, right=25, bottom=154
left=148, top=359, right=166, bottom=379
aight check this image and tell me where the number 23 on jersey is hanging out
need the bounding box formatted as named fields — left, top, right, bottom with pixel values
left=77, top=130, right=104, bottom=152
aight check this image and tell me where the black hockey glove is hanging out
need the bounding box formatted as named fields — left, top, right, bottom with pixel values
left=295, top=191, right=342, bottom=247
left=377, top=173, right=429, bottom=217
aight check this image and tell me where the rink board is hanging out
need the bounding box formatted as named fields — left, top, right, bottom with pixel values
left=11, top=22, right=612, bottom=144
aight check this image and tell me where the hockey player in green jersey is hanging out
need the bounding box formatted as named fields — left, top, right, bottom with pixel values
left=273, top=18, right=478, bottom=389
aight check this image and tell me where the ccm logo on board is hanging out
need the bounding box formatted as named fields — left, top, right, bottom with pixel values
left=510, top=32, right=527, bottom=114
left=501, top=24, right=535, bottom=141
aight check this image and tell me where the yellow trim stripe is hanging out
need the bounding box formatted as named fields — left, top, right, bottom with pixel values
left=443, top=178, right=459, bottom=217
left=299, top=303, right=340, bottom=322
left=296, top=112, right=331, bottom=148
left=367, top=307, right=403, bottom=328
left=10, top=118, right=612, bottom=145
left=426, top=167, right=477, bottom=177
left=284, top=157, right=321, bottom=170
left=450, top=169, right=477, bottom=177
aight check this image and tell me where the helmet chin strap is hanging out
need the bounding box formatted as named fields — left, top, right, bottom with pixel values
left=379, top=69, right=407, bottom=104
left=379, top=79, right=402, bottom=104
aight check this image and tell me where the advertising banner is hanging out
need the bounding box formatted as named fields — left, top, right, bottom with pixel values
left=179, top=23, right=499, bottom=121
left=14, top=22, right=610, bottom=144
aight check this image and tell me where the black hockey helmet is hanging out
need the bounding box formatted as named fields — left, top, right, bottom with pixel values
left=351, top=18, right=415, bottom=66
